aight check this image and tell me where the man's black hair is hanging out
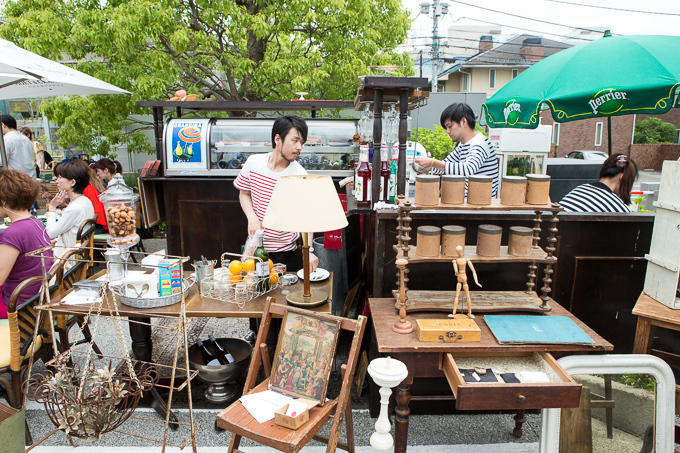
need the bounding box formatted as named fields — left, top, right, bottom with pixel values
left=271, top=116, right=308, bottom=148
left=1, top=114, right=17, bottom=130
left=440, top=103, right=476, bottom=130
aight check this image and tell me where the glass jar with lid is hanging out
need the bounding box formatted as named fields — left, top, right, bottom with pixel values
left=99, top=174, right=140, bottom=247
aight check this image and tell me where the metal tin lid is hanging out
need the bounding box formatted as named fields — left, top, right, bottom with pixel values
left=442, top=225, right=466, bottom=235
left=526, top=173, right=551, bottom=182
left=442, top=175, right=465, bottom=182
left=502, top=176, right=527, bottom=184
left=469, top=175, right=493, bottom=183
left=417, top=226, right=441, bottom=236
left=509, top=226, right=533, bottom=236
left=478, top=224, right=502, bottom=235
left=416, top=175, right=440, bottom=183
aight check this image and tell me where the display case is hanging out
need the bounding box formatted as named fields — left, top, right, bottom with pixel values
left=500, top=151, right=548, bottom=177
left=163, top=118, right=358, bottom=177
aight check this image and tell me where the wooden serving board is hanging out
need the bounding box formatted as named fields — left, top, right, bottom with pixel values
left=393, top=290, right=551, bottom=314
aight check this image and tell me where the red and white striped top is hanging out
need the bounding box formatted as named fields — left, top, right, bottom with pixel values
left=234, top=153, right=307, bottom=252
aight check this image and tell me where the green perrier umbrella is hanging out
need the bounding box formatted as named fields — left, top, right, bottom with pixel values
left=482, top=33, right=680, bottom=155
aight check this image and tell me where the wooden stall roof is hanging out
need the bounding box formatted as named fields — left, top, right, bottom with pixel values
left=137, top=100, right=356, bottom=111
left=355, top=76, right=430, bottom=111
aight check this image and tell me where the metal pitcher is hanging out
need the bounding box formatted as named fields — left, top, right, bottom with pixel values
left=192, top=260, right=215, bottom=286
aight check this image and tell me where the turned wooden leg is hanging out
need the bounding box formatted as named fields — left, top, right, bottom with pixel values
left=394, top=383, right=411, bottom=453
left=513, top=409, right=526, bottom=437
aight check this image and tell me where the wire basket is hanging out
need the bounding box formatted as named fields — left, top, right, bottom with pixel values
left=198, top=252, right=282, bottom=308
left=112, top=279, right=192, bottom=309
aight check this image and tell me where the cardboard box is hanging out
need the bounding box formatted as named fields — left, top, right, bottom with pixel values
left=416, top=318, right=481, bottom=342
left=158, top=258, right=181, bottom=296
left=274, top=399, right=319, bottom=430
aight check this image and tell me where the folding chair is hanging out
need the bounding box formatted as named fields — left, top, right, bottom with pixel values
left=216, top=297, right=366, bottom=453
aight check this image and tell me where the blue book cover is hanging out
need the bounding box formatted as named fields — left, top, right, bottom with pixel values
left=483, top=315, right=595, bottom=345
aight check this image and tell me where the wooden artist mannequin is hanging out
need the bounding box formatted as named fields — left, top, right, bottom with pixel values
left=449, top=245, right=481, bottom=319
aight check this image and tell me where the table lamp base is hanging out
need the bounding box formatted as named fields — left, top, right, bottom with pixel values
left=286, top=290, right=328, bottom=308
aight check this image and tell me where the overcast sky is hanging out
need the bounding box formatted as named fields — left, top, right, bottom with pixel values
left=403, top=0, right=680, bottom=45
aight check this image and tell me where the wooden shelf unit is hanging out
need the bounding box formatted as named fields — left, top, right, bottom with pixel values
left=392, top=195, right=563, bottom=313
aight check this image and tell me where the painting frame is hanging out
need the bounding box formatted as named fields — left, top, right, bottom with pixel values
left=269, top=307, right=342, bottom=404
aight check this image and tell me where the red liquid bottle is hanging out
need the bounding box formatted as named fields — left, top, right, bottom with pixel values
left=379, top=144, right=390, bottom=202
left=356, top=143, right=372, bottom=207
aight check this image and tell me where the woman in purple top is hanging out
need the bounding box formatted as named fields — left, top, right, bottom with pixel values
left=0, top=169, right=54, bottom=318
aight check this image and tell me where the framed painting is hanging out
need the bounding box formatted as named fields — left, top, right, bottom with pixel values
left=269, top=308, right=342, bottom=404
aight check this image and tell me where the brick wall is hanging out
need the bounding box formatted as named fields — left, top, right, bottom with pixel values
left=630, top=144, right=680, bottom=170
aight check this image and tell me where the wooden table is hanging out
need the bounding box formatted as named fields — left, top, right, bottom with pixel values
left=42, top=272, right=332, bottom=424
left=631, top=291, right=680, bottom=438
left=369, top=297, right=612, bottom=453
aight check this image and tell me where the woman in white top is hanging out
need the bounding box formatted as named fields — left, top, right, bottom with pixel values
left=46, top=161, right=95, bottom=263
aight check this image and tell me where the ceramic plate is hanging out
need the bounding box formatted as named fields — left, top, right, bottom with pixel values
left=297, top=267, right=330, bottom=282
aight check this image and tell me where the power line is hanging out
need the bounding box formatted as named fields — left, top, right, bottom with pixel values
left=545, top=0, right=680, bottom=16
left=455, top=16, right=604, bottom=41
left=406, top=34, right=580, bottom=51
left=447, top=0, right=620, bottom=36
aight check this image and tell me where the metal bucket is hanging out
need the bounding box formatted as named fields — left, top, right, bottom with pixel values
left=193, top=261, right=215, bottom=286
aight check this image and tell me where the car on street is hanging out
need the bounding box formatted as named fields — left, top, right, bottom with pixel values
left=565, top=150, right=608, bottom=161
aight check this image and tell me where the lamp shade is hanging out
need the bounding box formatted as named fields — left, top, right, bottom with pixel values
left=263, top=175, right=348, bottom=233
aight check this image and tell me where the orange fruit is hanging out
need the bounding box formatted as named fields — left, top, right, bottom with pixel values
left=242, top=259, right=256, bottom=273
left=230, top=273, right=243, bottom=282
left=228, top=260, right=242, bottom=275
left=268, top=259, right=274, bottom=270
left=269, top=271, right=279, bottom=285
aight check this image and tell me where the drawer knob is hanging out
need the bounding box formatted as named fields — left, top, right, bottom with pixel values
left=517, top=394, right=526, bottom=402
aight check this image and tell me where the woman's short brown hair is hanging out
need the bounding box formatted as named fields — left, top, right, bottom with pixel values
left=54, top=161, right=90, bottom=194
left=0, top=168, right=41, bottom=210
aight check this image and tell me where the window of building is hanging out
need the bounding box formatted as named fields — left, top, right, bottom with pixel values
left=462, top=73, right=469, bottom=92
left=489, top=69, right=496, bottom=89
left=552, top=123, right=560, bottom=146
left=676, top=129, right=680, bottom=144
left=595, top=122, right=603, bottom=146
left=512, top=69, right=518, bottom=79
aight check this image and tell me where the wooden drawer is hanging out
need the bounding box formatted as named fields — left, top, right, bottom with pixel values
left=441, top=351, right=581, bottom=411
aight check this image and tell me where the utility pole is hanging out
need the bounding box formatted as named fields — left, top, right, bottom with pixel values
left=419, top=1, right=448, bottom=93
left=419, top=50, right=423, bottom=77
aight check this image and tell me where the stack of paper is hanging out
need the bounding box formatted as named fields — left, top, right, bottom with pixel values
left=239, top=390, right=295, bottom=424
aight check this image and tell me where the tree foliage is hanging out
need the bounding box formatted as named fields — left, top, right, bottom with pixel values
left=634, top=117, right=678, bottom=144
left=0, top=0, right=413, bottom=157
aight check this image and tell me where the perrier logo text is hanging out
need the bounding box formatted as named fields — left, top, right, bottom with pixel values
left=588, top=89, right=628, bottom=115
left=503, top=100, right=521, bottom=125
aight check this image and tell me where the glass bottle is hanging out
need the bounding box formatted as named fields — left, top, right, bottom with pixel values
left=254, top=229, right=270, bottom=291
left=195, top=338, right=221, bottom=366
left=379, top=144, right=390, bottom=202
left=389, top=144, right=398, bottom=203
left=356, top=144, right=372, bottom=207
left=208, top=333, right=235, bottom=364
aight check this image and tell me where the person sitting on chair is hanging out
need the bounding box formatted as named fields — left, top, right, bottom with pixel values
left=45, top=162, right=95, bottom=267
left=0, top=169, right=54, bottom=319
left=92, top=158, right=123, bottom=189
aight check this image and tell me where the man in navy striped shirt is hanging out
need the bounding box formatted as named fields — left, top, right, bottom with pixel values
left=415, top=103, right=499, bottom=197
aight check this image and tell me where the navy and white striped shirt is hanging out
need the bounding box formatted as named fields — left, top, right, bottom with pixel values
left=430, top=133, right=499, bottom=197
left=559, top=182, right=631, bottom=213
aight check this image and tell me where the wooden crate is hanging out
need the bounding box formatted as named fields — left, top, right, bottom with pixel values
left=644, top=161, right=680, bottom=309
left=415, top=318, right=481, bottom=342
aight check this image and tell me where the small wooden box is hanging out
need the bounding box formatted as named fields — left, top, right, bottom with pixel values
left=274, top=399, right=319, bottom=430
left=415, top=318, right=481, bottom=342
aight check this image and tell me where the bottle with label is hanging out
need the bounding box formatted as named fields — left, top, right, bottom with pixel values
left=195, top=338, right=221, bottom=366
left=208, top=333, right=235, bottom=364
left=356, top=144, right=372, bottom=207
left=254, top=229, right=270, bottom=291
left=379, top=144, right=390, bottom=202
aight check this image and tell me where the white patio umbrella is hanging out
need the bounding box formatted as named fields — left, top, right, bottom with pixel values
left=0, top=38, right=130, bottom=167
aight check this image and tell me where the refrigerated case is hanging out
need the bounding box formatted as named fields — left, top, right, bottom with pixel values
left=163, top=118, right=358, bottom=177
left=488, top=125, right=551, bottom=192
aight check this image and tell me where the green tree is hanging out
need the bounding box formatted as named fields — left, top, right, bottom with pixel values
left=411, top=124, right=488, bottom=160
left=0, top=0, right=413, bottom=157
left=634, top=117, right=678, bottom=144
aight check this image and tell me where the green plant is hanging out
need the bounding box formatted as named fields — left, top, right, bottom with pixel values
left=122, top=172, right=140, bottom=192
left=610, top=374, right=656, bottom=391
left=632, top=196, right=653, bottom=213
left=634, top=117, right=678, bottom=144
left=411, top=124, right=489, bottom=160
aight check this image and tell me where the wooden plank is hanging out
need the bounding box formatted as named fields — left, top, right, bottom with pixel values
left=407, top=245, right=549, bottom=264
left=632, top=292, right=680, bottom=327
left=403, top=197, right=556, bottom=212
left=560, top=387, right=592, bottom=453
left=394, top=290, right=551, bottom=314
